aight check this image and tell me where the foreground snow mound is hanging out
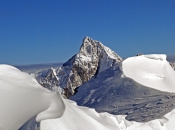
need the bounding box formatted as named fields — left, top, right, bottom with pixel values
left=123, top=54, right=175, bottom=93
left=36, top=36, right=122, bottom=97
left=0, top=65, right=65, bottom=130
left=1, top=64, right=175, bottom=130
left=41, top=100, right=121, bottom=130
left=41, top=100, right=175, bottom=130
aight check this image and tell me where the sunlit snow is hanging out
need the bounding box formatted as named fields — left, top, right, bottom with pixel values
left=0, top=63, right=175, bottom=130
left=0, top=65, right=65, bottom=130
left=123, top=54, right=175, bottom=93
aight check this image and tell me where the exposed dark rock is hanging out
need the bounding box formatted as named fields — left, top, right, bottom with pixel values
left=35, top=37, right=122, bottom=98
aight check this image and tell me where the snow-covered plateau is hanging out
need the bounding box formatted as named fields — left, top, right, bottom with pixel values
left=1, top=63, right=175, bottom=130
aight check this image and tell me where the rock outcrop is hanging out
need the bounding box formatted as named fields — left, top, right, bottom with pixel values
left=36, top=37, right=122, bottom=98
left=170, top=62, right=175, bottom=71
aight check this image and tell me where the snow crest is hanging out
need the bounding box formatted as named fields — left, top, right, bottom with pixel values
left=123, top=54, right=175, bottom=93
left=0, top=64, right=65, bottom=130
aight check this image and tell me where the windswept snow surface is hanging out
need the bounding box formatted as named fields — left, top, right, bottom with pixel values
left=0, top=64, right=65, bottom=130
left=1, top=64, right=175, bottom=130
left=123, top=54, right=175, bottom=93
left=41, top=100, right=175, bottom=130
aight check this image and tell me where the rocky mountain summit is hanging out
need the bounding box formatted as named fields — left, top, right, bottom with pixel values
left=36, top=37, right=122, bottom=97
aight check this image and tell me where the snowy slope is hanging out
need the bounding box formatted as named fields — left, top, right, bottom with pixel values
left=71, top=54, right=175, bottom=122
left=1, top=64, right=175, bottom=130
left=36, top=36, right=122, bottom=97
left=123, top=54, right=175, bottom=93
left=0, top=65, right=65, bottom=130
left=41, top=101, right=175, bottom=130
left=41, top=100, right=121, bottom=130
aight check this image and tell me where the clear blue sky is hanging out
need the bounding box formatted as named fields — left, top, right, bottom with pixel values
left=0, top=0, right=175, bottom=65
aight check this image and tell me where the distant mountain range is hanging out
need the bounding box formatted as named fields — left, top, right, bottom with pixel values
left=15, top=55, right=174, bottom=74
left=15, top=62, right=62, bottom=73
left=167, top=55, right=175, bottom=62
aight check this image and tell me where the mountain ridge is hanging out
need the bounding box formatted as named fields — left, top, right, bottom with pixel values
left=71, top=54, right=175, bottom=122
left=36, top=36, right=122, bottom=97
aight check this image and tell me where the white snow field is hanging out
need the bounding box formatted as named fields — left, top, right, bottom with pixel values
left=123, top=54, right=175, bottom=93
left=1, top=64, right=175, bottom=130
left=0, top=64, right=65, bottom=130
left=41, top=102, right=175, bottom=130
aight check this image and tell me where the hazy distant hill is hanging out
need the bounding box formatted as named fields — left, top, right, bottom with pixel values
left=167, top=55, right=175, bottom=62
left=15, top=62, right=62, bottom=73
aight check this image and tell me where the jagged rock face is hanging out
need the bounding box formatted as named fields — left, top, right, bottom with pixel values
left=170, top=62, right=175, bottom=71
left=36, top=68, right=59, bottom=91
left=36, top=37, right=122, bottom=98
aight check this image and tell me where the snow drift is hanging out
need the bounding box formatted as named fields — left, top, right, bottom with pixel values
left=1, top=64, right=175, bottom=130
left=123, top=54, right=175, bottom=93
left=71, top=54, right=175, bottom=122
left=41, top=101, right=175, bottom=130
left=0, top=64, right=65, bottom=130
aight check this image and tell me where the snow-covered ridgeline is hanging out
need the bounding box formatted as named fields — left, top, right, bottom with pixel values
left=36, top=37, right=122, bottom=97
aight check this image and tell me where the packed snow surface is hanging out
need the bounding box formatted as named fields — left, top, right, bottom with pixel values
left=1, top=64, right=175, bottom=130
left=41, top=101, right=175, bottom=130
left=71, top=62, right=175, bottom=122
left=0, top=64, right=65, bottom=130
left=123, top=54, right=175, bottom=93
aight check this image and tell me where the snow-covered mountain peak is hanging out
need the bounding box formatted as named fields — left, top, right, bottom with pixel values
left=47, top=68, right=57, bottom=78
left=77, top=36, right=122, bottom=73
left=36, top=37, right=122, bottom=97
left=79, top=36, right=102, bottom=56
left=79, top=36, right=121, bottom=60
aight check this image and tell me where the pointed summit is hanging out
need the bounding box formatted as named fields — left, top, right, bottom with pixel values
left=36, top=37, right=122, bottom=98
left=79, top=36, right=122, bottom=73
